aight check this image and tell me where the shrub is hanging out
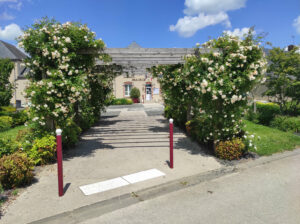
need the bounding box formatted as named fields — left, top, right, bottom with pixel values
left=151, top=32, right=266, bottom=146
left=245, top=105, right=259, bottom=124
left=11, top=110, right=29, bottom=126
left=256, top=102, right=280, bottom=125
left=19, top=18, right=118, bottom=138
left=271, top=116, right=300, bottom=133
left=215, top=138, right=245, bottom=160
left=0, top=152, right=34, bottom=189
left=0, top=116, right=13, bottom=131
left=0, top=106, right=16, bottom=113
left=62, top=119, right=82, bottom=148
left=111, top=98, right=133, bottom=105
left=130, top=87, right=140, bottom=99
left=29, top=135, right=56, bottom=165
left=284, top=101, right=300, bottom=116
left=0, top=138, right=19, bottom=157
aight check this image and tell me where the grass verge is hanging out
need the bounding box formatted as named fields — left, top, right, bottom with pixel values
left=244, top=120, right=300, bottom=156
left=0, top=125, right=28, bottom=140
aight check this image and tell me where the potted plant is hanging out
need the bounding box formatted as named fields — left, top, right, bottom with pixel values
left=130, top=87, right=140, bottom=103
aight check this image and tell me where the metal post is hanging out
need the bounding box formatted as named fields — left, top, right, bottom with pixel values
left=169, top=119, right=174, bottom=169
left=56, top=129, right=63, bottom=197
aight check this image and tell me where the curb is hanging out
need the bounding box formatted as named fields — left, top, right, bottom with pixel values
left=29, top=147, right=300, bottom=224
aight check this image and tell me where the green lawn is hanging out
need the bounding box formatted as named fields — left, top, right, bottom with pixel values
left=243, top=120, right=300, bottom=156
left=0, top=125, right=28, bottom=140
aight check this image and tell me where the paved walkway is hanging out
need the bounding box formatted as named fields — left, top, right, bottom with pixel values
left=1, top=103, right=222, bottom=224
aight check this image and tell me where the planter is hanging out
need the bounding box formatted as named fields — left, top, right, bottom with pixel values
left=132, top=98, right=139, bottom=103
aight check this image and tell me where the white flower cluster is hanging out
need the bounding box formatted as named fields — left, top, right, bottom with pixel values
left=19, top=20, right=106, bottom=128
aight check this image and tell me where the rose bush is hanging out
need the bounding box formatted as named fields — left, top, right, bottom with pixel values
left=151, top=33, right=267, bottom=151
left=18, top=18, right=118, bottom=145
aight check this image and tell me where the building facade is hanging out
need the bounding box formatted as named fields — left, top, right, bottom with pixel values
left=102, top=42, right=195, bottom=103
left=0, top=40, right=29, bottom=107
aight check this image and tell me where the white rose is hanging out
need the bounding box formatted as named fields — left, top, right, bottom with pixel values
left=65, top=37, right=71, bottom=43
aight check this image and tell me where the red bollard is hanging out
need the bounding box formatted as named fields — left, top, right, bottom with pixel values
left=56, top=129, right=63, bottom=197
left=169, top=119, right=174, bottom=169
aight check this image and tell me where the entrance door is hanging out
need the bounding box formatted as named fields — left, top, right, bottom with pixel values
left=146, top=84, right=152, bottom=101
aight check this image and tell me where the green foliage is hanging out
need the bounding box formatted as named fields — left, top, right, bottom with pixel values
left=11, top=109, right=29, bottom=126
left=0, top=138, right=19, bottom=157
left=256, top=102, right=280, bottom=125
left=110, top=98, right=133, bottom=105
left=0, top=59, right=14, bottom=107
left=19, top=17, right=120, bottom=147
left=28, top=135, right=56, bottom=165
left=0, top=106, right=16, bottom=114
left=245, top=105, right=259, bottom=124
left=271, top=116, right=300, bottom=133
left=0, top=152, right=34, bottom=189
left=130, top=87, right=140, bottom=99
left=215, top=138, right=245, bottom=160
left=264, top=47, right=300, bottom=114
left=0, top=116, right=13, bottom=131
left=284, top=101, right=300, bottom=116
left=151, top=33, right=266, bottom=145
left=61, top=119, right=81, bottom=147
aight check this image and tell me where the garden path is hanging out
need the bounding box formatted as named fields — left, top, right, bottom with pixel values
left=1, top=103, right=222, bottom=224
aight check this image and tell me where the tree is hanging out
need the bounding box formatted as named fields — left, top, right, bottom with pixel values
left=0, top=58, right=14, bottom=106
left=264, top=47, right=300, bottom=114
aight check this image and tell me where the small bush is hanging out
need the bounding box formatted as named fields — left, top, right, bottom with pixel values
left=245, top=105, right=259, bottom=124
left=11, top=110, right=29, bottom=126
left=0, top=106, right=16, bottom=113
left=0, top=116, right=13, bottom=131
left=130, top=87, right=140, bottom=99
left=111, top=98, right=133, bottom=105
left=62, top=119, right=82, bottom=148
left=284, top=101, right=300, bottom=116
left=271, top=116, right=300, bottom=133
left=0, top=138, right=19, bottom=157
left=29, top=135, right=56, bottom=165
left=256, top=102, right=280, bottom=125
left=215, top=138, right=245, bottom=160
left=0, top=152, right=34, bottom=189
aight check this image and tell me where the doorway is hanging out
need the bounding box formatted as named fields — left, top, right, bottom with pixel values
left=146, top=84, right=152, bottom=101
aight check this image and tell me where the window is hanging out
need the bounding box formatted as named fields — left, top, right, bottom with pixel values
left=124, top=84, right=132, bottom=97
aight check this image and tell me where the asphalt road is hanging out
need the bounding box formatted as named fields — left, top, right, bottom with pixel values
left=81, top=152, right=300, bottom=224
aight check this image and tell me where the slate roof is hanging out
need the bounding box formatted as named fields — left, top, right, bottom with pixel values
left=0, top=40, right=27, bottom=60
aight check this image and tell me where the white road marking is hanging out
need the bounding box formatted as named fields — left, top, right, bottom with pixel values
left=79, top=177, right=129, bottom=196
left=79, top=169, right=166, bottom=196
left=122, top=169, right=165, bottom=184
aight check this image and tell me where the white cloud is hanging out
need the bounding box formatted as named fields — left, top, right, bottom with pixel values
left=293, top=15, right=300, bottom=34
left=0, top=23, right=23, bottom=41
left=170, top=0, right=247, bottom=37
left=170, top=12, right=231, bottom=38
left=184, top=0, right=246, bottom=15
left=0, top=12, right=15, bottom=20
left=223, top=27, right=255, bottom=38
left=8, top=1, right=22, bottom=10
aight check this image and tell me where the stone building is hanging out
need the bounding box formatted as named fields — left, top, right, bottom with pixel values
left=0, top=40, right=29, bottom=107
left=101, top=42, right=195, bottom=103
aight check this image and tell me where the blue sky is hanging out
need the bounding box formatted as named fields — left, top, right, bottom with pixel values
left=0, top=0, right=299, bottom=48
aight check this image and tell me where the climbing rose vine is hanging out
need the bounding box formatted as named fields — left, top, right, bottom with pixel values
left=18, top=18, right=115, bottom=142
left=151, top=33, right=267, bottom=145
